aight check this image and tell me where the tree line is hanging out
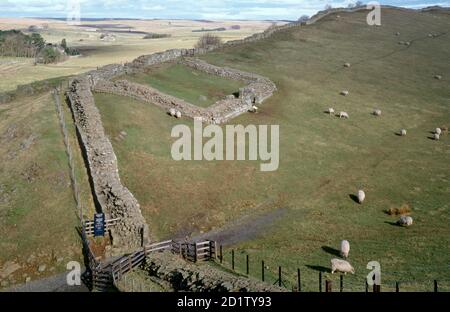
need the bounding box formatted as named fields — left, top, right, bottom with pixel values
left=0, top=30, right=79, bottom=64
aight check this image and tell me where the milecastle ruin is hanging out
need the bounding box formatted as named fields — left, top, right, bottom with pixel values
left=65, top=5, right=377, bottom=256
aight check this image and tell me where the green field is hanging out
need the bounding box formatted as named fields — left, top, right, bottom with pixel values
left=92, top=8, right=449, bottom=291
left=119, top=63, right=245, bottom=107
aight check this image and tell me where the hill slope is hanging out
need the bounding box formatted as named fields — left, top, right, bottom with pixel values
left=95, top=7, right=449, bottom=291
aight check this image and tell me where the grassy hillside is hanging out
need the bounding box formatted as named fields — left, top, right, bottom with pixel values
left=0, top=91, right=95, bottom=288
left=120, top=63, right=245, bottom=107
left=96, top=8, right=449, bottom=291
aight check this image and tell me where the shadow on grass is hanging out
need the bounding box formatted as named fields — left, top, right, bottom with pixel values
left=321, top=246, right=341, bottom=257
left=349, top=194, right=360, bottom=204
left=305, top=265, right=330, bottom=273
left=384, top=221, right=401, bottom=227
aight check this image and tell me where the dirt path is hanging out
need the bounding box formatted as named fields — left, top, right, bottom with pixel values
left=4, top=271, right=90, bottom=292
left=188, top=207, right=288, bottom=246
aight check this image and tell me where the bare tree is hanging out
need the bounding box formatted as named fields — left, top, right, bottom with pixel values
left=195, top=33, right=222, bottom=49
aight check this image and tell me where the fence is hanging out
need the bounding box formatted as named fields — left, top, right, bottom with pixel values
left=83, top=218, right=121, bottom=237
left=80, top=239, right=216, bottom=288
left=216, top=245, right=450, bottom=292
left=53, top=88, right=83, bottom=222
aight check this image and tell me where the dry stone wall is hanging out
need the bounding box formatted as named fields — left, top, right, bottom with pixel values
left=92, top=57, right=277, bottom=125
left=142, top=251, right=287, bottom=292
left=67, top=77, right=149, bottom=256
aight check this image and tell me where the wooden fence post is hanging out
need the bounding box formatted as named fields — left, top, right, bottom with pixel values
left=396, top=282, right=399, bottom=292
left=246, top=255, right=249, bottom=275
left=193, top=243, right=197, bottom=263
left=319, top=272, right=322, bottom=292
left=214, top=241, right=218, bottom=260
left=128, top=255, right=133, bottom=272
left=434, top=280, right=438, bottom=292
left=365, top=280, right=369, bottom=293
left=373, top=284, right=381, bottom=293
left=262, top=261, right=265, bottom=282
left=297, top=269, right=301, bottom=292
left=231, top=250, right=235, bottom=270
left=278, top=266, right=282, bottom=287
left=325, top=280, right=332, bottom=293
left=219, top=245, right=223, bottom=264
left=340, top=275, right=343, bottom=292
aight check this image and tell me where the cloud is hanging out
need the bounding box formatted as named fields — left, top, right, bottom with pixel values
left=0, top=0, right=448, bottom=20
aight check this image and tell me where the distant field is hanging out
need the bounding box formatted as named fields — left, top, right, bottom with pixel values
left=120, top=63, right=245, bottom=107
left=0, top=18, right=278, bottom=92
left=96, top=8, right=450, bottom=291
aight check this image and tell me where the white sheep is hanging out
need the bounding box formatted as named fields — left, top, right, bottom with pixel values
left=344, top=63, right=351, bottom=68
left=435, top=128, right=442, bottom=135
left=397, top=215, right=413, bottom=227
left=331, top=259, right=355, bottom=274
left=400, top=129, right=407, bottom=136
left=373, top=109, right=382, bottom=116
left=357, top=190, right=365, bottom=204
left=251, top=105, right=258, bottom=113
left=175, top=111, right=182, bottom=118
left=340, top=240, right=350, bottom=258
left=340, top=90, right=349, bottom=96
left=434, top=133, right=440, bottom=141
left=328, top=108, right=335, bottom=115
left=169, top=108, right=176, bottom=117
left=339, top=112, right=349, bottom=119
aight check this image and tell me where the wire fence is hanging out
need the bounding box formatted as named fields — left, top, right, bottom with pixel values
left=216, top=246, right=450, bottom=292
left=53, top=88, right=83, bottom=222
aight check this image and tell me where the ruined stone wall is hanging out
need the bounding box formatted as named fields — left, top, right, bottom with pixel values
left=142, top=251, right=287, bottom=292
left=92, top=56, right=277, bottom=125
left=93, top=79, right=215, bottom=122
left=66, top=77, right=149, bottom=256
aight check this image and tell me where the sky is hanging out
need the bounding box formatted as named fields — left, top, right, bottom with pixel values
left=0, top=0, right=449, bottom=20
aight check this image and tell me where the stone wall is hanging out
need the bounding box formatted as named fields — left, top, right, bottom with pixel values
left=66, top=77, right=149, bottom=256
left=92, top=56, right=278, bottom=125
left=142, top=251, right=287, bottom=292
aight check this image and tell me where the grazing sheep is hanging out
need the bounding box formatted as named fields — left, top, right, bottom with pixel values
left=434, top=133, right=440, bottom=141
left=435, top=128, right=442, bottom=135
left=331, top=259, right=355, bottom=274
left=434, top=75, right=442, bottom=80
left=169, top=108, right=176, bottom=117
left=397, top=215, right=413, bottom=227
left=405, top=41, right=411, bottom=46
left=340, top=90, right=349, bottom=96
left=339, top=112, right=349, bottom=119
left=341, top=240, right=350, bottom=258
left=175, top=111, right=182, bottom=118
left=327, top=108, right=335, bottom=115
left=344, top=63, right=351, bottom=68
left=395, top=32, right=400, bottom=36
left=400, top=129, right=407, bottom=136
left=373, top=109, right=382, bottom=116
left=357, top=190, right=366, bottom=204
